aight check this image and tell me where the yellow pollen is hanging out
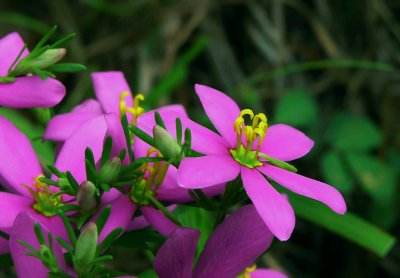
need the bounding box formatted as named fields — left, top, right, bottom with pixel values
left=34, top=174, right=47, bottom=189
left=241, top=265, right=257, bottom=278
left=119, top=91, right=145, bottom=125
left=233, top=109, right=268, bottom=154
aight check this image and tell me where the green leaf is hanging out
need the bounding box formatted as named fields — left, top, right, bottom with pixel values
left=113, top=228, right=165, bottom=251
left=274, top=88, right=318, bottom=127
left=326, top=113, right=382, bottom=151
left=290, top=194, right=396, bottom=257
left=0, top=108, right=55, bottom=166
left=321, top=151, right=354, bottom=194
left=345, top=152, right=397, bottom=204
left=139, top=269, right=158, bottom=278
left=174, top=205, right=214, bottom=258
left=46, top=63, right=87, bottom=73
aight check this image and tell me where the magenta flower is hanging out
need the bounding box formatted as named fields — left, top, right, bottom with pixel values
left=0, top=116, right=67, bottom=249
left=44, top=71, right=186, bottom=143
left=10, top=212, right=71, bottom=278
left=177, top=85, right=346, bottom=240
left=154, top=204, right=285, bottom=278
left=0, top=33, right=65, bottom=108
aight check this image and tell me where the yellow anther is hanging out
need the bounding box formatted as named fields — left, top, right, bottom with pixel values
left=252, top=113, right=267, bottom=128
left=234, top=117, right=244, bottom=134
left=143, top=166, right=156, bottom=189
left=118, top=92, right=145, bottom=124
left=243, top=126, right=254, bottom=143
left=240, top=265, right=257, bottom=278
left=34, top=174, right=47, bottom=189
left=146, top=147, right=160, bottom=158
left=154, top=162, right=169, bottom=189
left=239, top=109, right=254, bottom=119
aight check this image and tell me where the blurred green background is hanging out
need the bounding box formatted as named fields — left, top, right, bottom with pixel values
left=0, top=0, right=399, bottom=277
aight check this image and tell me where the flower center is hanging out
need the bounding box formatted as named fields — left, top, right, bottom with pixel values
left=119, top=91, right=145, bottom=125
left=130, top=148, right=169, bottom=205
left=24, top=174, right=63, bottom=217
left=230, top=109, right=268, bottom=168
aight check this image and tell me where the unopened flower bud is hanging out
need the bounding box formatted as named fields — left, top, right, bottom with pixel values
left=98, top=157, right=121, bottom=184
left=14, top=48, right=67, bottom=74
left=77, top=181, right=99, bottom=213
left=153, top=125, right=182, bottom=164
left=74, top=223, right=98, bottom=274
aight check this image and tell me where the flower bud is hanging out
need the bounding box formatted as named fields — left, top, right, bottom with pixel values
left=77, top=181, right=99, bottom=213
left=153, top=125, right=182, bottom=164
left=98, top=157, right=121, bottom=184
left=74, top=223, right=98, bottom=274
left=14, top=48, right=67, bottom=74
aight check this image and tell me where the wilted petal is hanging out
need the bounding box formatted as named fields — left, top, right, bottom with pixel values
left=44, top=99, right=102, bottom=141
left=141, top=206, right=177, bottom=237
left=251, top=269, right=288, bottom=278
left=55, top=115, right=107, bottom=183
left=154, top=227, right=199, bottom=278
left=195, top=84, right=240, bottom=148
left=259, top=165, right=347, bottom=214
left=259, top=124, right=314, bottom=161
left=0, top=192, right=33, bottom=231
left=10, top=212, right=67, bottom=278
left=0, top=76, right=65, bottom=108
left=98, top=195, right=136, bottom=243
left=92, top=71, right=131, bottom=116
left=0, top=32, right=29, bottom=76
left=241, top=167, right=295, bottom=241
left=193, top=205, right=274, bottom=278
left=178, top=155, right=240, bottom=189
left=0, top=116, right=42, bottom=196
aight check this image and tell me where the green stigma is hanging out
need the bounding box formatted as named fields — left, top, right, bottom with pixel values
left=230, top=145, right=263, bottom=169
left=130, top=180, right=154, bottom=206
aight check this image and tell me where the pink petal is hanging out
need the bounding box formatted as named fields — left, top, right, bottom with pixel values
left=137, top=109, right=228, bottom=155
left=154, top=227, right=199, bottom=278
left=10, top=212, right=67, bottom=278
left=251, top=269, right=288, bottom=278
left=0, top=76, right=66, bottom=108
left=259, top=165, right=347, bottom=214
left=98, top=195, right=136, bottom=243
left=195, top=84, right=240, bottom=148
left=193, top=205, right=274, bottom=278
left=91, top=71, right=132, bottom=116
left=0, top=192, right=33, bottom=231
left=241, top=167, right=295, bottom=241
left=0, top=116, right=42, bottom=196
left=44, top=99, right=102, bottom=141
left=141, top=206, right=177, bottom=237
left=158, top=104, right=188, bottom=117
left=259, top=124, right=314, bottom=161
left=55, top=115, right=107, bottom=183
left=178, top=155, right=240, bottom=189
left=105, top=113, right=129, bottom=163
left=0, top=32, right=29, bottom=76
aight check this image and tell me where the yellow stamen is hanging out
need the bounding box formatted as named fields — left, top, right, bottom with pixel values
left=119, top=92, right=145, bottom=125
left=241, top=265, right=257, bottom=278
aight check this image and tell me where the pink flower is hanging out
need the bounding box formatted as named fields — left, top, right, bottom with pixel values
left=0, top=33, right=65, bottom=108
left=154, top=205, right=286, bottom=278
left=177, top=85, right=346, bottom=240
left=0, top=116, right=68, bottom=253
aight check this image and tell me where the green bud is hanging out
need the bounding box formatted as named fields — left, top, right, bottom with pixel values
left=153, top=125, right=182, bottom=164
left=15, top=48, right=67, bottom=74
left=98, top=157, right=121, bottom=184
left=74, top=223, right=98, bottom=275
left=77, top=181, right=99, bottom=213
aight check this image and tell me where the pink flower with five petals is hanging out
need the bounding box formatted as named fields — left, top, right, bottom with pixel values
left=177, top=84, right=346, bottom=240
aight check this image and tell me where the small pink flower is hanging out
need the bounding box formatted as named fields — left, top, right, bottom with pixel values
left=0, top=33, right=65, bottom=108
left=176, top=85, right=346, bottom=240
